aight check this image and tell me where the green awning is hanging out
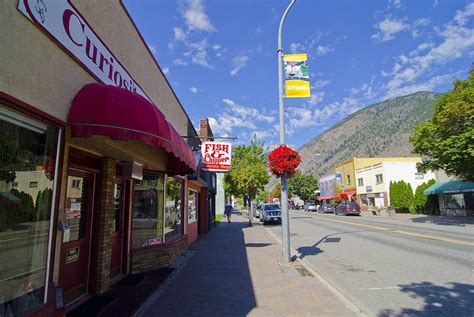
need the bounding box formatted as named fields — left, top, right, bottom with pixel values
left=423, top=180, right=474, bottom=195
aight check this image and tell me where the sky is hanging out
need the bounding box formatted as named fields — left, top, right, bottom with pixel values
left=123, top=0, right=474, bottom=149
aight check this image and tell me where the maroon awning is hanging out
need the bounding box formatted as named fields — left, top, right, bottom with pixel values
left=68, top=83, right=195, bottom=174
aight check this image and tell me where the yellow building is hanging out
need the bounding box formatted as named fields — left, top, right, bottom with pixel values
left=334, top=157, right=426, bottom=205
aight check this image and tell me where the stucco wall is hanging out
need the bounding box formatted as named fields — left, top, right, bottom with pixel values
left=0, top=0, right=191, bottom=135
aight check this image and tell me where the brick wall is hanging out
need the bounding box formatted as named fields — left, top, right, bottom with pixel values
left=95, top=157, right=116, bottom=293
left=130, top=236, right=188, bottom=273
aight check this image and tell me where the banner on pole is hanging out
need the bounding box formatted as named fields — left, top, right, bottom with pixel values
left=201, top=142, right=232, bottom=172
left=283, top=54, right=310, bottom=98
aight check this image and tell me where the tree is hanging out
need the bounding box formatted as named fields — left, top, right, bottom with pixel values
left=223, top=136, right=270, bottom=205
left=288, top=170, right=319, bottom=203
left=412, top=179, right=436, bottom=213
left=271, top=182, right=281, bottom=200
left=410, top=68, right=474, bottom=181
left=255, top=189, right=270, bottom=203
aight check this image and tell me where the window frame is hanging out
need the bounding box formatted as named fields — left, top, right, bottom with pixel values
left=375, top=174, right=383, bottom=184
left=0, top=102, right=62, bottom=307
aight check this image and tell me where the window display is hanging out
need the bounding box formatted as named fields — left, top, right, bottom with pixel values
left=164, top=177, right=182, bottom=240
left=0, top=105, right=59, bottom=316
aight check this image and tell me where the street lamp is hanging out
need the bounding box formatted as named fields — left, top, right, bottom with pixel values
left=278, top=0, right=296, bottom=263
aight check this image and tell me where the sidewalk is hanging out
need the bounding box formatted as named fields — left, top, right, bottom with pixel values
left=136, top=214, right=356, bottom=317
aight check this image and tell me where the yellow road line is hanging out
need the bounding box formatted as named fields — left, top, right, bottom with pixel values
left=392, top=230, right=474, bottom=247
left=296, top=212, right=474, bottom=247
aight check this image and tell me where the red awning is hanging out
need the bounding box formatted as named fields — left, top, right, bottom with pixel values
left=318, top=190, right=357, bottom=200
left=317, top=194, right=338, bottom=200
left=68, top=83, right=195, bottom=174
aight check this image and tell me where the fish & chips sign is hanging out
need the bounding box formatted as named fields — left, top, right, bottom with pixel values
left=201, top=142, right=232, bottom=172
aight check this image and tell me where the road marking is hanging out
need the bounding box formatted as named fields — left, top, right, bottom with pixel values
left=292, top=212, right=474, bottom=247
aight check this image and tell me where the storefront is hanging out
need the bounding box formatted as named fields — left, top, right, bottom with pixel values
left=1, top=1, right=199, bottom=315
left=424, top=180, right=474, bottom=216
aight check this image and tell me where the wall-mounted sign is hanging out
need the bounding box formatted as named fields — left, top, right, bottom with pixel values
left=201, top=142, right=232, bottom=172
left=18, top=0, right=151, bottom=101
left=284, top=54, right=310, bottom=98
left=65, top=247, right=80, bottom=264
left=149, top=237, right=161, bottom=245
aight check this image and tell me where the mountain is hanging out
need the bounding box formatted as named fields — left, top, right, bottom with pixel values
left=299, top=91, right=441, bottom=178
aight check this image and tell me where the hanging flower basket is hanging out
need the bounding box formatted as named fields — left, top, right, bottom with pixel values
left=340, top=193, right=348, bottom=201
left=268, top=145, right=301, bottom=177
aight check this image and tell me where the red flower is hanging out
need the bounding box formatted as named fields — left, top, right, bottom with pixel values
left=340, top=193, right=348, bottom=200
left=268, top=145, right=301, bottom=177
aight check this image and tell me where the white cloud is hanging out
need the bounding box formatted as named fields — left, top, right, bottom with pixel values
left=173, top=27, right=186, bottom=41
left=289, top=42, right=305, bottom=54
left=162, top=67, right=170, bottom=74
left=389, top=0, right=401, bottom=9
left=386, top=73, right=457, bottom=99
left=230, top=54, right=249, bottom=76
left=433, top=0, right=438, bottom=7
left=454, top=2, right=474, bottom=26
left=316, top=45, right=335, bottom=56
left=173, top=58, right=188, bottom=66
left=168, top=0, right=219, bottom=68
left=181, top=0, right=216, bottom=32
left=149, top=45, right=157, bottom=53
left=372, top=17, right=409, bottom=42
left=208, top=99, right=276, bottom=139
left=288, top=32, right=332, bottom=57
left=190, top=87, right=198, bottom=93
left=383, top=3, right=474, bottom=96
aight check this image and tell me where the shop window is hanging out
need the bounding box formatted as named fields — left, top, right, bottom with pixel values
left=375, top=174, right=383, bottom=184
left=0, top=105, right=59, bottom=316
left=132, top=174, right=164, bottom=248
left=71, top=179, right=81, bottom=188
left=357, top=178, right=364, bottom=187
left=164, top=176, right=183, bottom=240
left=188, top=189, right=198, bottom=223
left=443, top=194, right=465, bottom=209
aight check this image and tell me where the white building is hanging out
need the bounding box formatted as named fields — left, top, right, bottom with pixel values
left=355, top=161, right=435, bottom=209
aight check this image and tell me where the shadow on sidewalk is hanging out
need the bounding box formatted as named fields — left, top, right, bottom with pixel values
left=139, top=216, right=257, bottom=316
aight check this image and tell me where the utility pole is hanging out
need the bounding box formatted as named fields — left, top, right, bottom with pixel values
left=278, top=0, right=296, bottom=263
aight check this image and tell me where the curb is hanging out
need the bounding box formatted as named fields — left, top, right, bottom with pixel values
left=262, top=226, right=367, bottom=317
left=133, top=249, right=196, bottom=317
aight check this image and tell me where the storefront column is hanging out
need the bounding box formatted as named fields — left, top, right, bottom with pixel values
left=95, top=157, right=116, bottom=293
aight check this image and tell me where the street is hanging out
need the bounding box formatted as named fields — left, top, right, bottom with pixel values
left=265, top=210, right=474, bottom=317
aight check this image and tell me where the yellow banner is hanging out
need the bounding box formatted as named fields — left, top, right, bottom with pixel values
left=284, top=54, right=310, bottom=98
left=285, top=80, right=310, bottom=98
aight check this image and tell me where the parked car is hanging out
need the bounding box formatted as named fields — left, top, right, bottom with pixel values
left=253, top=203, right=263, bottom=218
left=305, top=203, right=318, bottom=212
left=261, top=203, right=282, bottom=225
left=319, top=204, right=335, bottom=214
left=335, top=202, right=361, bottom=216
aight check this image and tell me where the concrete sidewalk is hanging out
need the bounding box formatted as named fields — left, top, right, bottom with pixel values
left=136, top=214, right=356, bottom=317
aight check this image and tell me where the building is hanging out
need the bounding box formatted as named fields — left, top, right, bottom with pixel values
left=354, top=159, right=435, bottom=209
left=424, top=180, right=474, bottom=217
left=335, top=157, right=431, bottom=207
left=318, top=173, right=339, bottom=204
left=0, top=2, right=214, bottom=316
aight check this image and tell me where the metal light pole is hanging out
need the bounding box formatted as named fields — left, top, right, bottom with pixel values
left=278, top=0, right=296, bottom=263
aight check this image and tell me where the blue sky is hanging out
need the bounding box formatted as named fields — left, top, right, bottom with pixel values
left=123, top=0, right=474, bottom=148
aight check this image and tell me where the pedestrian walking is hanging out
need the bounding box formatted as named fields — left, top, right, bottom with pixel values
left=224, top=203, right=233, bottom=223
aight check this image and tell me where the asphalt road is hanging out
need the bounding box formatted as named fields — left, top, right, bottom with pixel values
left=265, top=211, right=474, bottom=317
